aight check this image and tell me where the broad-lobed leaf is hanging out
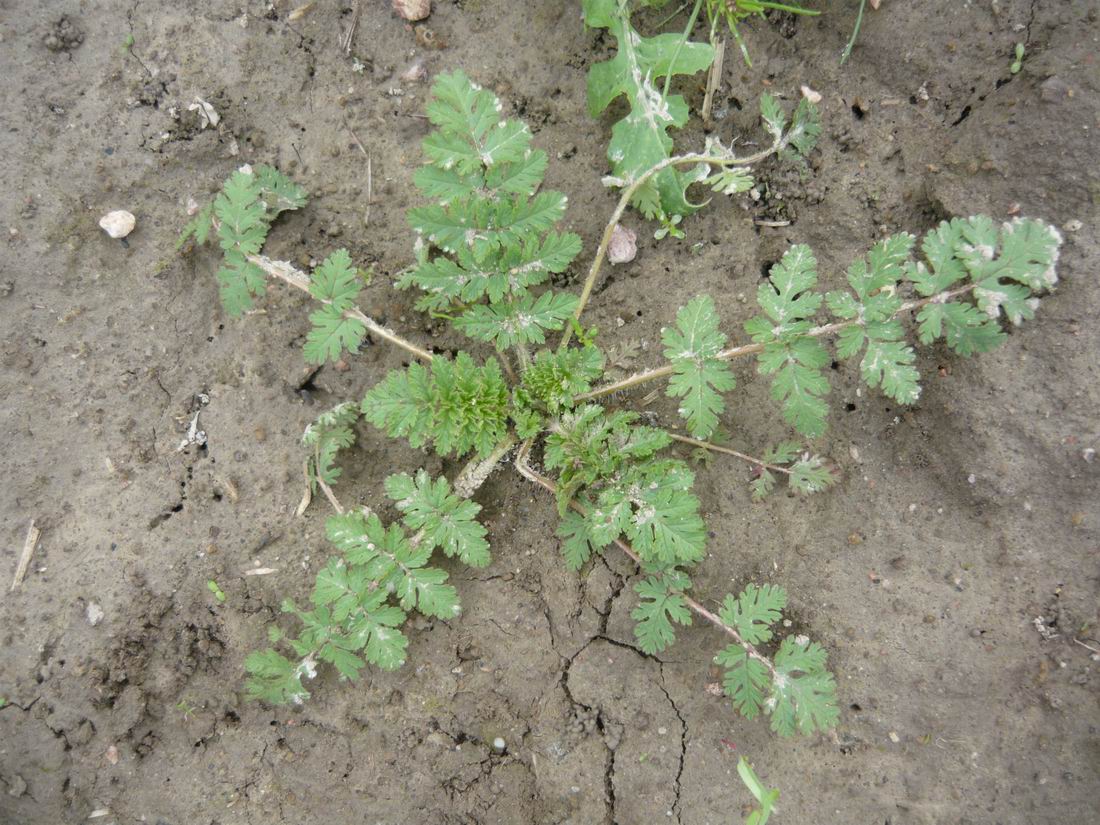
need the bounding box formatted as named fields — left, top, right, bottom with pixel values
left=632, top=575, right=692, bottom=654
left=768, top=636, right=838, bottom=736
left=584, top=0, right=715, bottom=221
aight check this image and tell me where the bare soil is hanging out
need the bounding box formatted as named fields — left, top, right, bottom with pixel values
left=1, top=2, right=1098, bottom=823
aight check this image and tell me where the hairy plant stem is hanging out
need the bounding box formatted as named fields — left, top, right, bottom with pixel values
left=667, top=433, right=791, bottom=475
left=245, top=253, right=436, bottom=363
left=512, top=439, right=779, bottom=678
left=559, top=139, right=786, bottom=352
left=452, top=435, right=517, bottom=499
left=514, top=341, right=532, bottom=370
left=575, top=281, right=981, bottom=402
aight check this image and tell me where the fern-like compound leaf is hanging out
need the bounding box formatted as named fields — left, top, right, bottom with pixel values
left=718, top=584, right=787, bottom=645
left=662, top=294, right=736, bottom=439
left=746, top=245, right=830, bottom=437
left=308, top=249, right=362, bottom=309
left=632, top=574, right=693, bottom=654
left=910, top=216, right=1061, bottom=356
left=177, top=202, right=214, bottom=249
left=206, top=165, right=308, bottom=317
left=788, top=454, right=835, bottom=495
left=715, top=644, right=769, bottom=720
left=623, top=466, right=706, bottom=566
left=303, top=304, right=366, bottom=365
left=455, top=290, right=579, bottom=350
left=750, top=469, right=776, bottom=501
left=556, top=509, right=598, bottom=571
left=302, top=402, right=360, bottom=488
left=244, top=649, right=310, bottom=705
left=385, top=469, right=491, bottom=568
left=485, top=149, right=549, bottom=197
left=216, top=252, right=267, bottom=318
left=825, top=233, right=921, bottom=403
left=254, top=165, right=307, bottom=214
left=361, top=362, right=436, bottom=450
left=325, top=511, right=459, bottom=621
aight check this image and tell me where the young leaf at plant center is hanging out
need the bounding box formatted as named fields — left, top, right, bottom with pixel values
left=662, top=294, right=736, bottom=439
left=745, top=245, right=830, bottom=437
left=516, top=345, right=605, bottom=420
left=362, top=353, right=510, bottom=459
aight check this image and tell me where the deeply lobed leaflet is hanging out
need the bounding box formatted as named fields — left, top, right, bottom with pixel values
left=183, top=71, right=1061, bottom=742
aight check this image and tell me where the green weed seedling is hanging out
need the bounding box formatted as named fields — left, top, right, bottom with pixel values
left=182, top=71, right=1061, bottom=740
left=738, top=756, right=780, bottom=824
left=583, top=0, right=820, bottom=234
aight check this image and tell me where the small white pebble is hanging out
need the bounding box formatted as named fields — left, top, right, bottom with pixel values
left=658, top=726, right=668, bottom=735
left=888, top=731, right=900, bottom=743
left=492, top=736, right=506, bottom=753
left=1083, top=448, right=1096, bottom=463
left=967, top=474, right=977, bottom=485
left=99, top=210, right=136, bottom=239
left=800, top=85, right=823, bottom=104
left=85, top=602, right=104, bottom=626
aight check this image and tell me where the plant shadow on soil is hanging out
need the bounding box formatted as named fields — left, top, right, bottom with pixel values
left=0, top=2, right=1097, bottom=823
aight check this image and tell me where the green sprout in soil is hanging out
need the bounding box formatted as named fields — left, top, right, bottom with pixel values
left=181, top=71, right=1061, bottom=741
left=1011, top=42, right=1026, bottom=74
left=206, top=580, right=227, bottom=603
left=738, top=755, right=780, bottom=824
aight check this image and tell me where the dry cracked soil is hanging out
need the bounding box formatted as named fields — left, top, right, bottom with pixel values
left=1, top=1, right=1098, bottom=824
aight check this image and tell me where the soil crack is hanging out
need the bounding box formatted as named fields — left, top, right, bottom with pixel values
left=658, top=664, right=687, bottom=820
